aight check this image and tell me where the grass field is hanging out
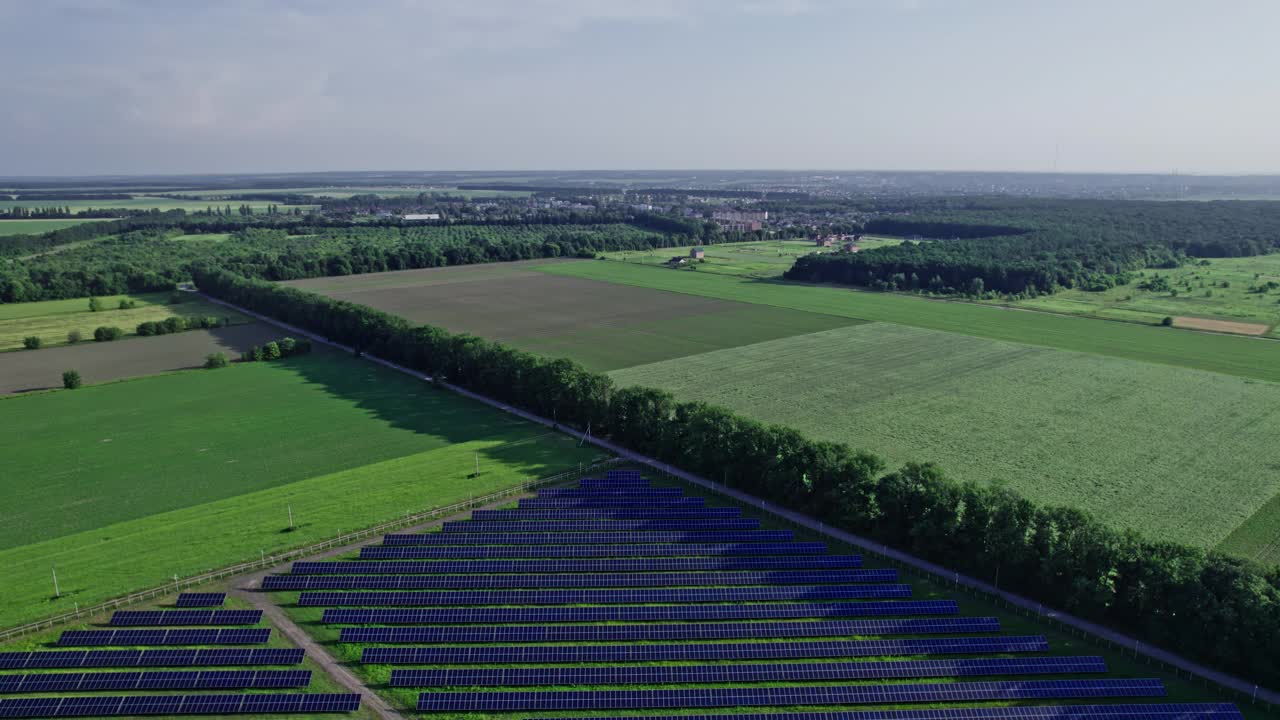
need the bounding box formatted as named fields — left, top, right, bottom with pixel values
left=0, top=292, right=250, bottom=352
left=285, top=261, right=863, bottom=371
left=0, top=218, right=99, bottom=237
left=0, top=351, right=601, bottom=627
left=0, top=196, right=318, bottom=215
left=602, top=237, right=904, bottom=279
left=610, top=323, right=1280, bottom=561
left=540, top=260, right=1280, bottom=383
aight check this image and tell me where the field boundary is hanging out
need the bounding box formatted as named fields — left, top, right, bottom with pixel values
left=194, top=290, right=1277, bottom=708
left=0, top=458, right=619, bottom=643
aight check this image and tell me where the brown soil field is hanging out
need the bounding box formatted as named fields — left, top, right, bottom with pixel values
left=1174, top=316, right=1271, bottom=336
left=0, top=323, right=285, bottom=393
left=283, top=262, right=863, bottom=371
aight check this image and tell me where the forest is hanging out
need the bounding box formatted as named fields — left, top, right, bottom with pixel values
left=788, top=199, right=1280, bottom=295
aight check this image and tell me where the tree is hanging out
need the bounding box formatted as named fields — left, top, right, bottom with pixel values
left=62, top=369, right=82, bottom=389
left=22, top=336, right=42, bottom=350
left=204, top=352, right=229, bottom=369
left=88, top=297, right=103, bottom=312
left=93, top=326, right=124, bottom=342
left=118, top=299, right=136, bottom=309
left=262, top=341, right=282, bottom=360
left=67, top=329, right=82, bottom=344
left=1161, top=316, right=1174, bottom=326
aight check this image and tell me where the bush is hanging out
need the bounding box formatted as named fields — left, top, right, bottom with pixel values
left=61, top=370, right=82, bottom=389
left=136, top=321, right=160, bottom=336
left=262, top=341, right=282, bottom=360
left=22, top=336, right=42, bottom=350
left=161, top=316, right=186, bottom=334
left=93, top=326, right=124, bottom=342
left=1161, top=316, right=1174, bottom=326
left=66, top=329, right=82, bottom=344
left=118, top=299, right=136, bottom=310
left=204, top=352, right=229, bottom=369
left=88, top=297, right=103, bottom=312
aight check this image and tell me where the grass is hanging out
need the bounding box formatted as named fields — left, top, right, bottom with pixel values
left=0, top=292, right=250, bottom=351
left=602, top=238, right=904, bottom=279
left=609, top=323, right=1280, bottom=561
left=0, top=197, right=318, bottom=215
left=539, top=260, right=1280, bottom=384
left=0, top=351, right=602, bottom=629
left=0, top=218, right=99, bottom=237
left=270, top=478, right=1274, bottom=720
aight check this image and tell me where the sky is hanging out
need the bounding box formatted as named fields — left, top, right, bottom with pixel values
left=1, top=0, right=1278, bottom=176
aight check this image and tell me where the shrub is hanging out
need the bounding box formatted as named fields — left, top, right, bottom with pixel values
left=62, top=370, right=82, bottom=389
left=279, top=337, right=297, bottom=356
left=66, top=329, right=82, bottom=344
left=118, top=299, right=136, bottom=310
left=136, top=321, right=160, bottom=336
left=262, top=341, right=282, bottom=361
left=22, top=336, right=42, bottom=350
left=161, top=316, right=187, bottom=334
left=93, top=326, right=124, bottom=342
left=204, top=352, right=229, bottom=369
left=88, top=297, right=103, bottom=312
left=1161, top=316, right=1174, bottom=326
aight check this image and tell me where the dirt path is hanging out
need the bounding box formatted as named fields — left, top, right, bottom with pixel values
left=228, top=490, right=548, bottom=720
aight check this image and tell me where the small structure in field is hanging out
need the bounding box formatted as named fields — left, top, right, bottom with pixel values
left=842, top=242, right=861, bottom=253
left=666, top=256, right=688, bottom=267
left=402, top=213, right=442, bottom=221
left=690, top=247, right=706, bottom=259
left=815, top=236, right=834, bottom=247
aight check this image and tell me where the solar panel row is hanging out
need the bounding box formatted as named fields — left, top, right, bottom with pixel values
left=56, top=629, right=269, bottom=647
left=391, top=656, right=1107, bottom=687
left=298, top=556, right=862, bottom=574
left=517, top=498, right=705, bottom=508
left=173, top=594, right=225, bottom=608
left=363, top=635, right=1050, bottom=664
left=527, top=703, right=1245, bottom=720
left=0, top=670, right=311, bottom=693
left=265, top=569, right=897, bottom=591
left=299, top=584, right=911, bottom=606
left=0, top=693, right=359, bottom=718
left=441, top=519, right=762, bottom=532
left=0, top=649, right=303, bottom=670
left=537, top=487, right=682, bottom=497
left=358, top=542, right=827, bottom=559
left=108, top=610, right=261, bottom=627
left=470, top=509, right=740, bottom=520
left=416, top=678, right=1166, bottom=711
left=381, top=531, right=793, bottom=545
left=321, top=600, right=959, bottom=625
left=339, top=617, right=998, bottom=644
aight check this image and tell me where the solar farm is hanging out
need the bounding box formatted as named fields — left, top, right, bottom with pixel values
left=0, top=593, right=361, bottom=719
left=254, top=470, right=1244, bottom=720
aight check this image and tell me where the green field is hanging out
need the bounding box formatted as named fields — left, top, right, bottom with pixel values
left=0, top=292, right=249, bottom=351
left=0, top=196, right=318, bottom=215
left=0, top=218, right=99, bottom=237
left=540, top=260, right=1280, bottom=383
left=602, top=237, right=904, bottom=278
left=0, top=351, right=600, bottom=628
left=610, top=323, right=1280, bottom=562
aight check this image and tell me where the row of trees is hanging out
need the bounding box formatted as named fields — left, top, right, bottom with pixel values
left=194, top=266, right=1280, bottom=687
left=240, top=336, right=312, bottom=362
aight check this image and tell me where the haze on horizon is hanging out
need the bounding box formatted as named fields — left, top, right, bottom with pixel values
left=1, top=0, right=1277, bottom=177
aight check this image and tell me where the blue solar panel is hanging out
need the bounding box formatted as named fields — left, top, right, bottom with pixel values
left=0, top=649, right=305, bottom=669
left=264, top=569, right=896, bottom=590
left=470, top=508, right=739, bottom=520
left=56, top=629, right=269, bottom=646
left=518, top=498, right=705, bottom=508
left=529, top=703, right=1246, bottom=720
left=392, top=656, right=1106, bottom=687
left=340, top=617, right=998, bottom=643
left=364, top=635, right=1048, bottom=664
left=359, top=542, right=827, bottom=559
left=108, top=610, right=261, bottom=626
left=297, top=556, right=861, bottom=574
left=299, top=584, right=910, bottom=606
left=442, top=519, right=762, bottom=532
left=381, top=531, right=793, bottom=545
left=538, top=487, right=681, bottom=496
left=174, top=593, right=225, bottom=608
left=416, top=679, right=1165, bottom=711
left=0, top=693, right=359, bottom=717
left=322, top=601, right=957, bottom=625
left=0, top=670, right=310, bottom=693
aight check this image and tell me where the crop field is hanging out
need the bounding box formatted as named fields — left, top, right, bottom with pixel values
left=285, top=261, right=862, bottom=371
left=0, top=196, right=318, bottom=214
left=0, top=218, right=99, bottom=237
left=538, top=260, right=1280, bottom=383
left=610, top=323, right=1280, bottom=562
left=0, top=350, right=600, bottom=628
left=0, top=292, right=251, bottom=352
left=601, top=237, right=904, bottom=278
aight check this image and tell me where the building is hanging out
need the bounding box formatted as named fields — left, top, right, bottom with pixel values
left=712, top=209, right=768, bottom=223
left=666, top=256, right=688, bottom=266
left=690, top=247, right=706, bottom=259
left=815, top=236, right=834, bottom=247
left=402, top=213, right=441, bottom=221
left=717, top=219, right=762, bottom=232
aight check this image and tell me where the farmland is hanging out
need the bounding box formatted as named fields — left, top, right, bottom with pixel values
left=0, top=291, right=250, bottom=352
left=0, top=349, right=601, bottom=627
left=285, top=261, right=863, bottom=371
left=0, top=218, right=98, bottom=237
left=601, top=237, right=904, bottom=278
left=0, top=196, right=318, bottom=214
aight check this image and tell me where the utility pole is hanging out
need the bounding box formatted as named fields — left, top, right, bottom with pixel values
left=52, top=565, right=60, bottom=598
left=287, top=503, right=295, bottom=530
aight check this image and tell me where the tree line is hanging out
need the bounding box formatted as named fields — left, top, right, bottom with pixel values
left=194, top=266, right=1280, bottom=689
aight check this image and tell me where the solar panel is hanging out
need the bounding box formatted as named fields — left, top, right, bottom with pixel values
left=340, top=617, right=999, bottom=643
left=297, top=556, right=862, bottom=574
left=264, top=569, right=896, bottom=591
left=299, top=584, right=911, bottom=606
left=55, top=629, right=270, bottom=646
left=469, top=509, right=740, bottom=520
left=322, top=601, right=958, bottom=625
left=0, top=649, right=304, bottom=671
left=443, top=519, right=762, bottom=532
left=538, top=487, right=681, bottom=496
left=0, top=670, right=311, bottom=693
left=0, top=693, right=360, bottom=717
left=391, top=656, right=1107, bottom=687
left=108, top=610, right=261, bottom=626
left=518, top=498, right=705, bottom=508
left=364, top=635, right=1049, bottom=664
left=528, top=703, right=1246, bottom=720
left=174, top=593, right=225, bottom=608
left=359, top=542, right=828, bottom=559
left=381, top=531, right=794, bottom=545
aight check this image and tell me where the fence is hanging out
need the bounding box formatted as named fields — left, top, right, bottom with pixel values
left=0, top=458, right=620, bottom=643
